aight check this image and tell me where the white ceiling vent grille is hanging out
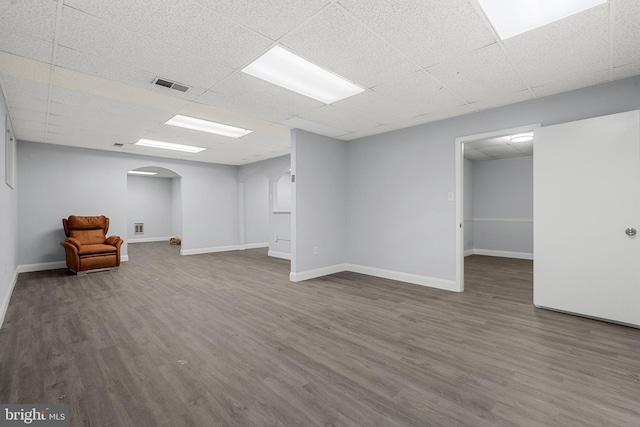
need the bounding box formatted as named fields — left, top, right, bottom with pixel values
left=153, top=78, right=189, bottom=93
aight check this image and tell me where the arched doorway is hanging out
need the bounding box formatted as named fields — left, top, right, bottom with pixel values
left=126, top=166, right=182, bottom=245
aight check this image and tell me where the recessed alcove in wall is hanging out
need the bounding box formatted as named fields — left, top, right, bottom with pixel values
left=126, top=166, right=182, bottom=246
left=239, top=173, right=269, bottom=248
left=273, top=171, right=291, bottom=213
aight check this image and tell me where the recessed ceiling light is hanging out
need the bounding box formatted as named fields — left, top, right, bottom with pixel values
left=241, top=46, right=365, bottom=104
left=135, top=138, right=206, bottom=153
left=510, top=132, right=534, bottom=142
left=477, top=0, right=607, bottom=40
left=165, top=115, right=253, bottom=138
left=127, top=170, right=157, bottom=176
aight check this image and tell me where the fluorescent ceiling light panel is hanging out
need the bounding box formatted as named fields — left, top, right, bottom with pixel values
left=510, top=132, right=534, bottom=142
left=135, top=138, right=206, bottom=153
left=127, top=170, right=157, bottom=175
left=241, top=46, right=365, bottom=104
left=165, top=115, right=252, bottom=138
left=477, top=0, right=607, bottom=40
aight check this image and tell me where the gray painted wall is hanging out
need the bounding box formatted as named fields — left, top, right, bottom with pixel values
left=126, top=175, right=173, bottom=240
left=294, top=76, right=640, bottom=284
left=471, top=156, right=533, bottom=254
left=17, top=141, right=239, bottom=264
left=0, top=89, right=18, bottom=326
left=238, top=155, right=291, bottom=256
left=292, top=130, right=347, bottom=274
left=243, top=173, right=269, bottom=244
left=464, top=158, right=474, bottom=251
left=171, top=177, right=182, bottom=238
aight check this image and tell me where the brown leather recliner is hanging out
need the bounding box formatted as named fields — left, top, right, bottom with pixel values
left=60, top=215, right=124, bottom=274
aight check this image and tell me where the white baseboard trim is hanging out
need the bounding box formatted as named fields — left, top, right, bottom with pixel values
left=268, top=250, right=291, bottom=260
left=289, top=262, right=459, bottom=293
left=0, top=268, right=20, bottom=330
left=346, top=264, right=459, bottom=292
left=16, top=255, right=129, bottom=274
left=290, top=263, right=347, bottom=282
left=17, top=261, right=67, bottom=273
left=180, top=245, right=239, bottom=256
left=239, top=242, right=269, bottom=250
left=464, top=249, right=474, bottom=257
left=128, top=237, right=172, bottom=243
left=471, top=249, right=533, bottom=260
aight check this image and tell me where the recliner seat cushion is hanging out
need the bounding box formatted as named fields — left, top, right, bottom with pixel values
left=78, top=244, right=118, bottom=256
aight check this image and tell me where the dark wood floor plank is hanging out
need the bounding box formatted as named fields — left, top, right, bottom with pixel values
left=1, top=246, right=640, bottom=426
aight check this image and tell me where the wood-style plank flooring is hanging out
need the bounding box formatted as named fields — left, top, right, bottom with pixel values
left=1, top=245, right=639, bottom=426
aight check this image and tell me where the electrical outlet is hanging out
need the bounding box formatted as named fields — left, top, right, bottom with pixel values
left=313, top=246, right=319, bottom=255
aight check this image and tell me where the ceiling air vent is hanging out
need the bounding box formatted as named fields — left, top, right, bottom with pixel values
left=153, top=78, right=189, bottom=93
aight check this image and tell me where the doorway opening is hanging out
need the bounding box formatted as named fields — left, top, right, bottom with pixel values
left=454, top=123, right=539, bottom=292
left=126, top=166, right=182, bottom=253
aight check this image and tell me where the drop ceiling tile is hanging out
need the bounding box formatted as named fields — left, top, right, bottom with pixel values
left=63, top=0, right=271, bottom=70
left=428, top=44, right=527, bottom=103
left=0, top=0, right=57, bottom=42
left=613, top=62, right=640, bottom=80
left=613, top=0, right=640, bottom=68
left=340, top=0, right=496, bottom=68
left=0, top=30, right=53, bottom=63
left=1, top=76, right=49, bottom=111
left=0, top=52, right=51, bottom=82
left=50, top=66, right=190, bottom=112
left=509, top=140, right=533, bottom=155
left=9, top=107, right=47, bottom=124
left=332, top=90, right=419, bottom=125
left=197, top=0, right=330, bottom=40
left=465, top=137, right=508, bottom=149
left=503, top=4, right=609, bottom=89
left=372, top=70, right=466, bottom=116
left=58, top=8, right=232, bottom=94
left=469, top=89, right=534, bottom=113
left=179, top=102, right=276, bottom=133
left=337, top=124, right=393, bottom=141
left=464, top=149, right=492, bottom=161
left=282, top=117, right=349, bottom=138
left=200, top=72, right=322, bottom=123
left=297, top=104, right=381, bottom=133
left=477, top=145, right=522, bottom=158
left=280, top=4, right=419, bottom=88
left=414, top=103, right=477, bottom=124
left=531, top=69, right=609, bottom=98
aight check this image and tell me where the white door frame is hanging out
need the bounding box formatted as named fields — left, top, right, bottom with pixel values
left=454, top=123, right=541, bottom=292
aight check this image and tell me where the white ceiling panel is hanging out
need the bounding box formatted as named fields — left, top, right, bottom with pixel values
left=1, top=1, right=639, bottom=165
left=199, top=72, right=323, bottom=123
left=298, top=104, right=381, bottom=133
left=531, top=69, right=610, bottom=98
left=340, top=0, right=496, bottom=68
left=613, top=0, right=640, bottom=67
left=0, top=30, right=53, bottom=64
left=332, top=90, right=419, bottom=125
left=59, top=7, right=232, bottom=93
left=469, top=89, right=534, bottom=112
left=372, top=70, right=466, bottom=116
left=503, top=4, right=610, bottom=88
left=63, top=0, right=272, bottom=70
left=428, top=44, right=528, bottom=103
left=0, top=0, right=57, bottom=43
left=280, top=4, right=419, bottom=88
left=198, top=0, right=330, bottom=40
left=614, top=62, right=640, bottom=80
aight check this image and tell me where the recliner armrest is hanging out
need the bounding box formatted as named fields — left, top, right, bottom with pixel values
left=105, top=235, right=123, bottom=247
left=65, top=237, right=82, bottom=250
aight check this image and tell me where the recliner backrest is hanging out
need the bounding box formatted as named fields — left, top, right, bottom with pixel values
left=62, top=215, right=110, bottom=244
